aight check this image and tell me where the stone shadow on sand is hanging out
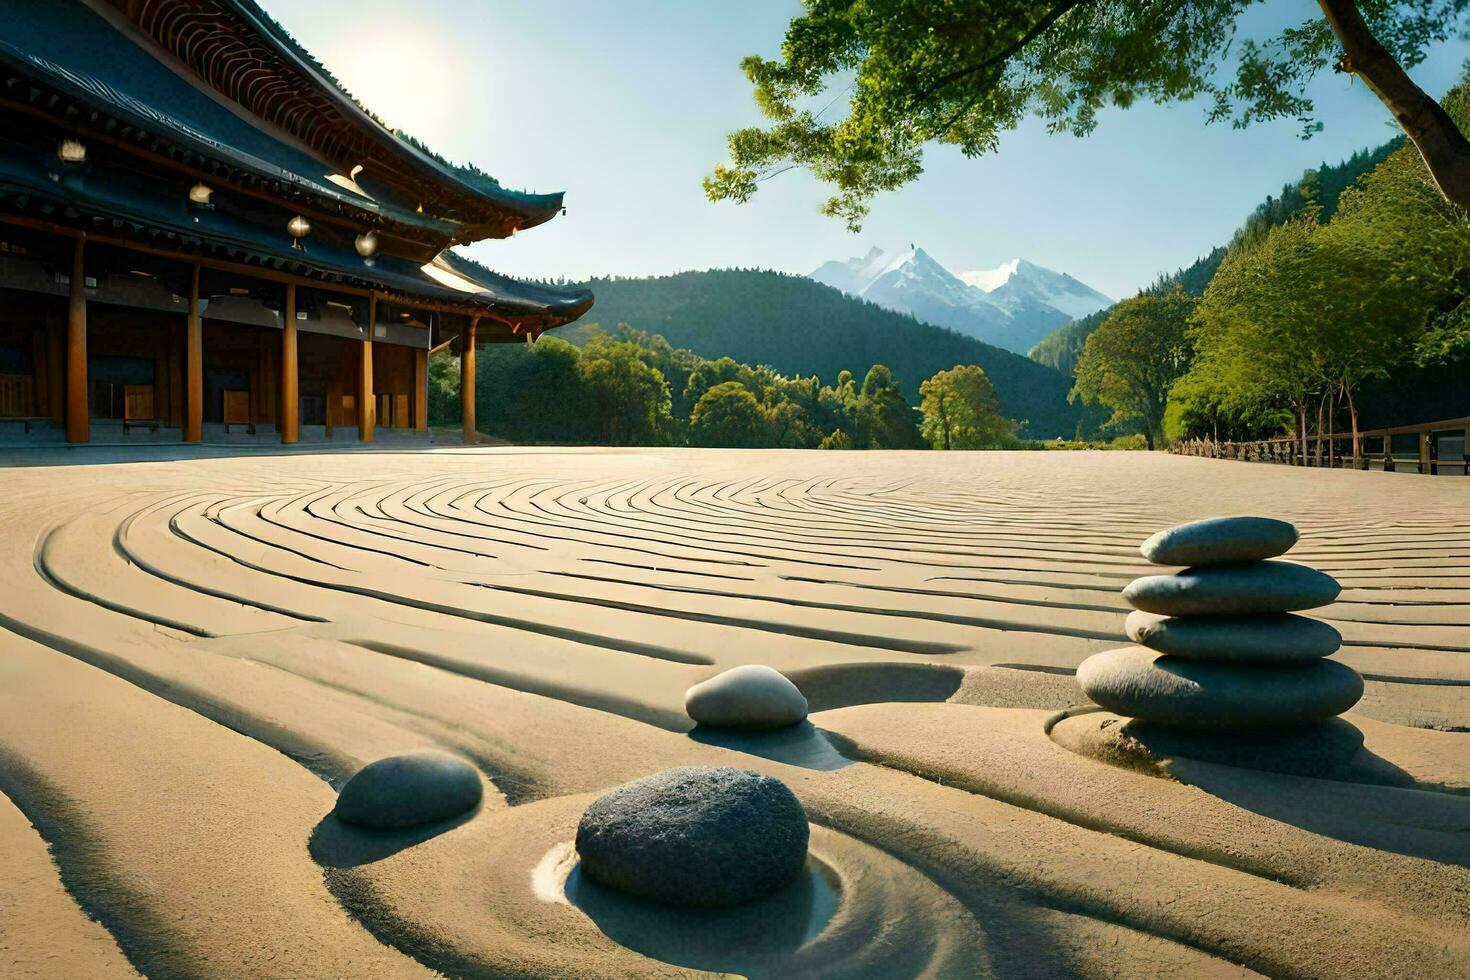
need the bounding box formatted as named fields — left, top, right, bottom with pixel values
left=308, top=807, right=480, bottom=869
left=787, top=662, right=964, bottom=713
left=688, top=721, right=853, bottom=771
left=1059, top=712, right=1470, bottom=867
left=564, top=859, right=838, bottom=976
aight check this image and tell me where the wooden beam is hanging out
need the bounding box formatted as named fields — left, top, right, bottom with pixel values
left=0, top=213, right=545, bottom=322
left=65, top=237, right=87, bottom=443
left=461, top=314, right=477, bottom=445
left=281, top=283, right=298, bottom=444
left=359, top=293, right=375, bottom=442
left=185, top=263, right=202, bottom=443
left=0, top=94, right=443, bottom=249
left=414, top=346, right=428, bottom=432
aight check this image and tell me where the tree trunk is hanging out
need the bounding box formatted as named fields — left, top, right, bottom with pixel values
left=1298, top=403, right=1308, bottom=465
left=1346, top=384, right=1361, bottom=468
left=1323, top=393, right=1334, bottom=467
left=1318, top=0, right=1470, bottom=208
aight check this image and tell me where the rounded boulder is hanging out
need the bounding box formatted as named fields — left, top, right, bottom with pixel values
left=575, top=766, right=809, bottom=907
left=1140, top=516, right=1298, bottom=566
left=1077, top=646, right=1364, bottom=728
left=333, top=752, right=483, bottom=829
left=1125, top=609, right=1341, bottom=663
left=1123, top=560, right=1340, bottom=616
left=685, top=665, right=808, bottom=730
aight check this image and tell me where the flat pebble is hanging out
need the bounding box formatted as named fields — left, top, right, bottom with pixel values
left=334, top=752, right=483, bottom=829
left=1125, top=609, right=1341, bottom=663
left=1140, top=516, right=1298, bottom=566
left=1123, top=560, right=1340, bottom=616
left=1077, top=646, right=1364, bottom=728
left=685, top=665, right=808, bottom=729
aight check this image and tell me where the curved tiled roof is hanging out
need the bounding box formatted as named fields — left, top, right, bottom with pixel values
left=0, top=134, right=592, bottom=330
left=110, top=0, right=566, bottom=238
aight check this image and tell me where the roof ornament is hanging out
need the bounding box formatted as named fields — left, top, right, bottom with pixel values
left=287, top=215, right=312, bottom=250
left=58, top=138, right=87, bottom=167
left=355, top=230, right=379, bottom=266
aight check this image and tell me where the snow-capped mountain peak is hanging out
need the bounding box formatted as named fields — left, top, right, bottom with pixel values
left=960, top=259, right=1020, bottom=293
left=808, top=247, right=1113, bottom=354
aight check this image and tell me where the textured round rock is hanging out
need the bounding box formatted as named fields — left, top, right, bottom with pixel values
left=333, top=752, right=483, bottom=829
left=1125, top=610, right=1341, bottom=663
left=1123, top=560, right=1340, bottom=616
left=1077, top=646, right=1364, bottom=728
left=685, top=664, right=808, bottom=729
left=1140, top=516, right=1298, bottom=566
left=575, top=766, right=810, bottom=907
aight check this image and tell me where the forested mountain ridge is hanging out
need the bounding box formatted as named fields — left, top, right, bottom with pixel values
left=561, top=269, right=1092, bottom=438
left=1026, top=139, right=1402, bottom=375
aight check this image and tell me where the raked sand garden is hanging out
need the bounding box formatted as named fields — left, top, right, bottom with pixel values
left=0, top=446, right=1466, bottom=978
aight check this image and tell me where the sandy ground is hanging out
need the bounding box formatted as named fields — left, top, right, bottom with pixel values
left=0, top=446, right=1465, bottom=978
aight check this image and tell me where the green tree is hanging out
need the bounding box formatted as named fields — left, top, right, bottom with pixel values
left=819, top=428, right=853, bottom=449
left=506, top=336, right=588, bottom=442
left=919, top=364, right=1017, bottom=449
left=579, top=336, right=674, bottom=444
left=1071, top=290, right=1196, bottom=450
left=707, top=1, right=1470, bottom=228
left=689, top=381, right=773, bottom=447
left=855, top=364, right=923, bottom=448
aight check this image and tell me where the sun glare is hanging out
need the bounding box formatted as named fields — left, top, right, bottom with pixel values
left=318, top=23, right=460, bottom=142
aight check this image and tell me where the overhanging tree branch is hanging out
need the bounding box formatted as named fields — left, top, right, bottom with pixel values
left=914, top=0, right=1095, bottom=101
left=1318, top=0, right=1470, bottom=208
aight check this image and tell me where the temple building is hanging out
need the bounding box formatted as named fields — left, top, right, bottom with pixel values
left=0, top=0, right=592, bottom=445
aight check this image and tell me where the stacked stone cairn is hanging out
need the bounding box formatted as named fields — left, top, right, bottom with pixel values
left=1078, top=516, right=1364, bottom=729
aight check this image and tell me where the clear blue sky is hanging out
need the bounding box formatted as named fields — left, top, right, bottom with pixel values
left=263, top=1, right=1470, bottom=300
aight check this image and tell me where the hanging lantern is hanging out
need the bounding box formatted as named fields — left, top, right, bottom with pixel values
left=57, top=138, right=87, bottom=166
left=287, top=214, right=311, bottom=249
left=188, top=182, right=214, bottom=209
left=354, top=230, right=378, bottom=265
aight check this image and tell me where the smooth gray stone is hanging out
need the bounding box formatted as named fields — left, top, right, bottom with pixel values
left=333, top=752, right=483, bottom=829
left=685, top=665, right=808, bottom=730
left=1140, top=517, right=1298, bottom=566
left=1125, top=609, right=1341, bottom=663
left=1123, top=560, right=1340, bottom=616
left=1077, top=646, right=1364, bottom=728
left=575, top=766, right=809, bottom=908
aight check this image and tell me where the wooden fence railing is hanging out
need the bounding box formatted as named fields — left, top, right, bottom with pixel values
left=1172, top=416, right=1470, bottom=475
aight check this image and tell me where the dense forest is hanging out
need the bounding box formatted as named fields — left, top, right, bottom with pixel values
left=556, top=270, right=1090, bottom=438
left=1066, top=79, right=1470, bottom=452
left=428, top=327, right=1017, bottom=451
left=1028, top=140, right=1401, bottom=376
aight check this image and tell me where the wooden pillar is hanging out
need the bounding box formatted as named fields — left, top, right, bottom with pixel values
left=281, top=284, right=298, bottom=444
left=461, top=315, right=477, bottom=445
left=65, top=238, right=88, bottom=443
left=414, top=346, right=428, bottom=431
left=185, top=264, right=202, bottom=443
left=1383, top=435, right=1395, bottom=472
left=358, top=294, right=375, bottom=442
left=1419, top=430, right=1435, bottom=475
